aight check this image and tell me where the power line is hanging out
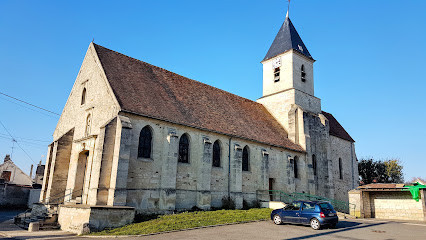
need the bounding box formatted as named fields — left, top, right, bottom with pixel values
left=0, top=133, right=50, bottom=143
left=0, top=119, right=37, bottom=165
left=0, top=91, right=60, bottom=116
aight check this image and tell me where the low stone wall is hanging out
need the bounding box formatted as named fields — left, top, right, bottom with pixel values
left=58, top=205, right=91, bottom=234
left=0, top=183, right=31, bottom=208
left=58, top=205, right=135, bottom=234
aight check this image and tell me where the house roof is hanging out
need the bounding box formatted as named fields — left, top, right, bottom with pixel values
left=322, top=111, right=355, bottom=142
left=93, top=44, right=304, bottom=152
left=263, top=16, right=312, bottom=62
left=358, top=183, right=406, bottom=191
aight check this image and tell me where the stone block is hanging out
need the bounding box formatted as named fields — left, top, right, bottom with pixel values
left=28, top=222, right=40, bottom=232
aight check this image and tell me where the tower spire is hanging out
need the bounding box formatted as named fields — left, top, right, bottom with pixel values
left=286, top=0, right=290, bottom=18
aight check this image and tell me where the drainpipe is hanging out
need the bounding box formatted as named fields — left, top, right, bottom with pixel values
left=228, top=137, right=233, bottom=198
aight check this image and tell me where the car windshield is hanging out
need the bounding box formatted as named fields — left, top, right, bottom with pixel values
left=319, top=203, right=333, bottom=211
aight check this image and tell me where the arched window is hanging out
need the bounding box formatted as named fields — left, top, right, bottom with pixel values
left=339, top=158, right=343, bottom=179
left=301, top=65, right=306, bottom=82
left=212, top=140, right=221, bottom=167
left=242, top=146, right=250, bottom=171
left=81, top=88, right=86, bottom=105
left=85, top=114, right=91, bottom=136
left=294, top=156, right=299, bottom=179
left=312, top=154, right=317, bottom=176
left=138, top=126, right=153, bottom=158
left=178, top=134, right=190, bottom=163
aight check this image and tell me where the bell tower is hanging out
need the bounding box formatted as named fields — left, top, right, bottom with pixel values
left=257, top=11, right=322, bottom=144
left=261, top=12, right=316, bottom=99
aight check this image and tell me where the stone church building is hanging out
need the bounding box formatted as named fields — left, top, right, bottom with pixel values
left=39, top=13, right=358, bottom=230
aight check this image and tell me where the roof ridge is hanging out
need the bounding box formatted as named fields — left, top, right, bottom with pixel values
left=93, top=43, right=261, bottom=105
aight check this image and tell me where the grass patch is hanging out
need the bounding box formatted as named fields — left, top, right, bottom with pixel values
left=92, top=208, right=272, bottom=236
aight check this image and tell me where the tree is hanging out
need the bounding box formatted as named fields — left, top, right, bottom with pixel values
left=384, top=159, right=404, bottom=183
left=358, top=158, right=404, bottom=185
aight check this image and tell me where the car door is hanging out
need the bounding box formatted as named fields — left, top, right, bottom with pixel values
left=282, top=202, right=302, bottom=223
left=300, top=202, right=316, bottom=224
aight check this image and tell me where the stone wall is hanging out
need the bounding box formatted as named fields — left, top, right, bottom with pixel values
left=329, top=135, right=358, bottom=202
left=52, top=42, right=120, bottom=141
left=370, top=191, right=424, bottom=221
left=122, top=113, right=306, bottom=213
left=58, top=205, right=134, bottom=234
left=349, top=189, right=426, bottom=221
left=0, top=183, right=30, bottom=208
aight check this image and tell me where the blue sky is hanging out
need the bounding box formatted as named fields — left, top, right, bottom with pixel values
left=0, top=0, right=425, bottom=181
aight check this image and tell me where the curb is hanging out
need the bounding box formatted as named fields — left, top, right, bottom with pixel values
left=84, top=219, right=268, bottom=238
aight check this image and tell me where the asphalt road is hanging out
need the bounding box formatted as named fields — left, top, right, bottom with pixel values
left=76, top=218, right=426, bottom=240
left=1, top=211, right=425, bottom=240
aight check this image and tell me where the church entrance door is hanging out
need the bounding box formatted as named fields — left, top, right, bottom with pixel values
left=73, top=151, right=89, bottom=200
left=269, top=178, right=274, bottom=201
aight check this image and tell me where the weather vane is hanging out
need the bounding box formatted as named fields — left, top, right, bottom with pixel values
left=287, top=0, right=291, bottom=18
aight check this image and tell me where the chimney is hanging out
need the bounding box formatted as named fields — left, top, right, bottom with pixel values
left=4, top=154, right=11, bottom=163
left=30, top=164, right=34, bottom=179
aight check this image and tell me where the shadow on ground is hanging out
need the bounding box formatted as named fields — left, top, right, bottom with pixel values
left=283, top=221, right=388, bottom=240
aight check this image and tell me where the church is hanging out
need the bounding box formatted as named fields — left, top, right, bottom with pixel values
left=39, top=12, right=358, bottom=232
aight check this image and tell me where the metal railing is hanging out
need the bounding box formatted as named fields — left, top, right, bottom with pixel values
left=256, top=190, right=356, bottom=214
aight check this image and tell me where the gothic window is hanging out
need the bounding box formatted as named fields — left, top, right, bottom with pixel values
left=138, top=126, right=153, bottom=158
left=274, top=67, right=280, bottom=82
left=178, top=134, right=190, bottom=163
left=301, top=65, right=306, bottom=82
left=294, top=156, right=299, bottom=178
left=85, top=114, right=91, bottom=136
left=312, top=154, right=317, bottom=176
left=339, top=158, right=343, bottom=179
left=242, top=146, right=250, bottom=171
left=212, top=140, right=221, bottom=167
left=81, top=88, right=86, bottom=105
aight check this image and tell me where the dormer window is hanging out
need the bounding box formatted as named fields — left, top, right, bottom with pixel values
left=274, top=67, right=280, bottom=82
left=301, top=65, right=306, bottom=82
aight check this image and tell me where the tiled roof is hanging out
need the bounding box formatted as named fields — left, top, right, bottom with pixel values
left=322, top=111, right=355, bottom=142
left=358, top=183, right=406, bottom=189
left=93, top=44, right=304, bottom=152
left=263, top=17, right=312, bottom=62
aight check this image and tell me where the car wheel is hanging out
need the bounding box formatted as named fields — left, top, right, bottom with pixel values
left=273, top=214, right=282, bottom=225
left=310, top=218, right=321, bottom=230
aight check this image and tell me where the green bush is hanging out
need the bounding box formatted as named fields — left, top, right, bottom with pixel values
left=221, top=196, right=235, bottom=210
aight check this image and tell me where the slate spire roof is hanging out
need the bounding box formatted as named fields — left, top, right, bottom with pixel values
left=263, top=15, right=312, bottom=61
